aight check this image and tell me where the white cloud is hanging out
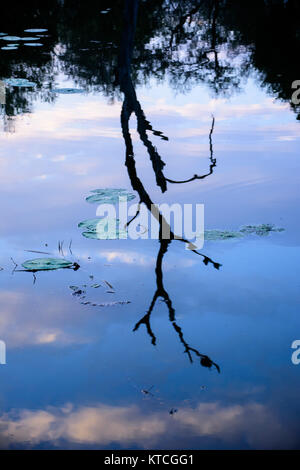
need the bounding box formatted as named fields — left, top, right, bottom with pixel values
left=146, top=97, right=288, bottom=121
left=0, top=290, right=87, bottom=348
left=0, top=401, right=292, bottom=449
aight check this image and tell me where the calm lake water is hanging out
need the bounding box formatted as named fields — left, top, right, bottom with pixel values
left=0, top=0, right=300, bottom=449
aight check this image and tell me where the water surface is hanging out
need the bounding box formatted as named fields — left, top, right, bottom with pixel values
left=0, top=0, right=299, bottom=450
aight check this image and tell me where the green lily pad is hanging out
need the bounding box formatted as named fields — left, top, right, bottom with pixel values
left=1, top=36, right=21, bottom=41
left=204, top=229, right=244, bottom=241
left=4, top=78, right=36, bottom=87
left=204, top=224, right=284, bottom=241
left=19, top=37, right=40, bottom=41
left=79, top=217, right=127, bottom=240
left=51, top=88, right=85, bottom=94
left=24, top=29, right=48, bottom=33
left=24, top=43, right=43, bottom=47
left=22, top=258, right=73, bottom=271
left=239, top=224, right=284, bottom=236
left=86, top=188, right=136, bottom=204
left=78, top=218, right=104, bottom=231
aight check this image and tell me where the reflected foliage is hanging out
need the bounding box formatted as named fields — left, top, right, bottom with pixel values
left=0, top=0, right=299, bottom=122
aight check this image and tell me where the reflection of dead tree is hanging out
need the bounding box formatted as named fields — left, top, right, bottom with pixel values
left=133, top=239, right=220, bottom=372
left=122, top=118, right=221, bottom=269
left=121, top=75, right=220, bottom=370
left=118, top=0, right=220, bottom=372
left=118, top=0, right=167, bottom=192
left=118, top=0, right=218, bottom=193
left=165, top=115, right=216, bottom=184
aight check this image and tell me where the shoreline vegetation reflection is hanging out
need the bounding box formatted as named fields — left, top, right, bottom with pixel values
left=0, top=0, right=299, bottom=125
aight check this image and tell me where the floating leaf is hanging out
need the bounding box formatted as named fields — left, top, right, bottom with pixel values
left=24, top=29, right=48, bottom=33
left=24, top=43, right=43, bottom=47
left=204, top=229, right=244, bottom=241
left=97, top=301, right=131, bottom=307
left=1, top=36, right=21, bottom=41
left=51, top=88, right=85, bottom=94
left=204, top=224, right=284, bottom=242
left=239, top=224, right=284, bottom=236
left=4, top=78, right=36, bottom=87
left=79, top=217, right=127, bottom=240
left=72, top=288, right=85, bottom=297
left=22, top=258, right=73, bottom=271
left=78, top=218, right=102, bottom=231
left=103, top=280, right=114, bottom=289
left=19, top=37, right=40, bottom=41
left=86, top=188, right=136, bottom=204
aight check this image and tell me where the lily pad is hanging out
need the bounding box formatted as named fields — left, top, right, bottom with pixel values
left=78, top=218, right=107, bottom=231
left=239, top=224, right=284, bottom=236
left=204, top=224, right=284, bottom=242
left=22, top=258, right=73, bottom=271
left=4, top=78, right=36, bottom=87
left=79, top=217, right=127, bottom=240
left=1, top=36, right=21, bottom=41
left=50, top=88, right=85, bottom=94
left=19, top=37, right=40, bottom=41
left=23, top=43, right=43, bottom=47
left=204, top=229, right=244, bottom=241
left=86, top=188, right=136, bottom=204
left=24, top=29, right=48, bottom=33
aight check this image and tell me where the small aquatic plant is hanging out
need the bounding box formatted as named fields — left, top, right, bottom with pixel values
left=239, top=224, right=284, bottom=236
left=22, top=258, right=78, bottom=271
left=50, top=88, right=85, bottom=94
left=79, top=217, right=127, bottom=240
left=86, top=188, right=136, bottom=204
left=3, top=78, right=36, bottom=87
left=24, top=29, right=48, bottom=33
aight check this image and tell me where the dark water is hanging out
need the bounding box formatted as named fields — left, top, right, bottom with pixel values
left=0, top=0, right=300, bottom=450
